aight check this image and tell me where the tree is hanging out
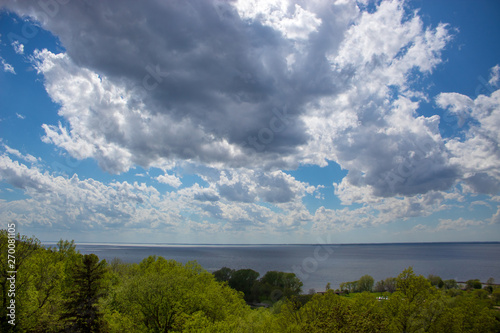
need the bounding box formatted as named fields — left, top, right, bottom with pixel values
left=427, top=274, right=444, bottom=288
left=0, top=230, right=40, bottom=332
left=374, top=280, right=385, bottom=293
left=277, top=292, right=386, bottom=332
left=339, top=281, right=358, bottom=293
left=443, top=279, right=458, bottom=290
left=492, top=289, right=500, bottom=305
left=466, top=279, right=482, bottom=290
left=228, top=269, right=260, bottom=302
left=62, top=253, right=107, bottom=333
left=109, top=256, right=250, bottom=332
left=213, top=267, right=234, bottom=283
left=357, top=275, right=374, bottom=292
left=384, top=267, right=437, bottom=332
left=384, top=277, right=397, bottom=293
left=17, top=247, right=67, bottom=332
left=258, top=271, right=303, bottom=302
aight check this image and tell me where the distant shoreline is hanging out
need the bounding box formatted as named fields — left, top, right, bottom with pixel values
left=41, top=241, right=500, bottom=247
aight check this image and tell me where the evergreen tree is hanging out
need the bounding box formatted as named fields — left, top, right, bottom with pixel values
left=62, top=254, right=107, bottom=333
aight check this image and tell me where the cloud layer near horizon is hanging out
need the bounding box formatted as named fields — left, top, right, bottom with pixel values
left=0, top=0, right=499, bottom=240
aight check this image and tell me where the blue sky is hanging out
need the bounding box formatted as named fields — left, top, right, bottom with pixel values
left=0, top=0, right=499, bottom=244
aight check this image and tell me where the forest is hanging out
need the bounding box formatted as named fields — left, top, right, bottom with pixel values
left=1, top=230, right=499, bottom=332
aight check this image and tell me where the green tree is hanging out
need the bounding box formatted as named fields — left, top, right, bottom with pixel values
left=259, top=271, right=303, bottom=302
left=492, top=288, right=500, bottom=305
left=276, top=291, right=386, bottom=332
left=384, top=267, right=437, bottom=332
left=213, top=266, right=234, bottom=283
left=427, top=274, right=444, bottom=288
left=108, top=256, right=250, bottom=332
left=374, top=279, right=386, bottom=292
left=384, top=277, right=397, bottom=293
left=443, top=279, right=458, bottom=290
left=357, top=275, right=374, bottom=292
left=466, top=279, right=482, bottom=290
left=17, top=247, right=67, bottom=332
left=228, top=268, right=260, bottom=302
left=0, top=230, right=40, bottom=332
left=62, top=253, right=107, bottom=333
left=339, top=280, right=358, bottom=293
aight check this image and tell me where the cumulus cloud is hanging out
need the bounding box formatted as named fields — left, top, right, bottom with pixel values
left=1, top=0, right=498, bottom=238
left=156, top=173, right=182, bottom=188
left=437, top=82, right=500, bottom=194
left=4, top=0, right=460, bottom=197
left=0, top=154, right=178, bottom=230
left=0, top=154, right=317, bottom=235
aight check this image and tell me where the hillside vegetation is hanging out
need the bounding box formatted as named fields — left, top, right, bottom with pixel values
left=1, top=230, right=499, bottom=332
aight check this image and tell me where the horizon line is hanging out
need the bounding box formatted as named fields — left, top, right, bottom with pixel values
left=40, top=240, right=500, bottom=247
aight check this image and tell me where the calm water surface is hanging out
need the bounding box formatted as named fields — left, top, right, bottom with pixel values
left=64, top=242, right=500, bottom=292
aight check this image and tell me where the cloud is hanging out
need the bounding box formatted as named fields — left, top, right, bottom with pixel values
left=489, top=64, right=500, bottom=87
left=436, top=218, right=485, bottom=231
left=234, top=0, right=322, bottom=40
left=302, top=0, right=456, bottom=198
left=3, top=144, right=38, bottom=164
left=437, top=81, right=500, bottom=194
left=491, top=206, right=500, bottom=225
left=11, top=40, right=24, bottom=54
left=0, top=154, right=179, bottom=230
left=2, top=0, right=497, bottom=238
left=4, top=1, right=449, bottom=178
left=157, top=173, right=182, bottom=188
left=1, top=56, right=15, bottom=74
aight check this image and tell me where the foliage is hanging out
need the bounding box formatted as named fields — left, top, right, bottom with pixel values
left=258, top=271, right=303, bottom=302
left=228, top=268, right=260, bottom=302
left=213, top=266, right=234, bottom=283
left=443, top=278, right=458, bottom=290
left=466, top=279, right=483, bottom=290
left=428, top=274, right=444, bottom=288
left=106, top=256, right=250, bottom=332
left=2, top=230, right=500, bottom=333
left=357, top=275, right=375, bottom=292
left=340, top=274, right=375, bottom=293
left=61, top=253, right=108, bottom=332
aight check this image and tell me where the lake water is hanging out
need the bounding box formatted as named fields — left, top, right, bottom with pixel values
left=63, top=242, right=500, bottom=292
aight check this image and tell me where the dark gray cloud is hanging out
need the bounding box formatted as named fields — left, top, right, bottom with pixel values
left=3, top=0, right=329, bottom=166
left=3, top=0, right=494, bottom=202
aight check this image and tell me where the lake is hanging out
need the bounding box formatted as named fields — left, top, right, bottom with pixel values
left=58, top=242, right=500, bottom=292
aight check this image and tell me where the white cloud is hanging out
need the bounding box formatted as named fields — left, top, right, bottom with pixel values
left=0, top=154, right=178, bottom=230
left=491, top=206, right=500, bottom=225
left=157, top=173, right=182, bottom=188
left=12, top=41, right=24, bottom=54
left=489, top=64, right=500, bottom=87
left=16, top=113, right=26, bottom=120
left=437, top=80, right=500, bottom=194
left=3, top=144, right=38, bottom=164
left=436, top=218, right=485, bottom=231
left=1, top=57, right=15, bottom=74
left=1, top=0, right=498, bottom=240
left=234, top=0, right=322, bottom=40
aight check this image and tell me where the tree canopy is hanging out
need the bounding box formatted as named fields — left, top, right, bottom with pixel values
left=1, top=230, right=499, bottom=333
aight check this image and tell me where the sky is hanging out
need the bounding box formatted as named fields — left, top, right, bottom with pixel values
left=0, top=0, right=499, bottom=244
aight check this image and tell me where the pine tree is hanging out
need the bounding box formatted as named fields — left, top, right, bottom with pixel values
left=62, top=254, right=107, bottom=333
